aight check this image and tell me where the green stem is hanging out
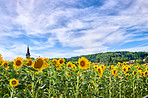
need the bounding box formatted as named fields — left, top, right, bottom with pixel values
left=76, top=71, right=79, bottom=98
left=109, top=76, right=112, bottom=98
left=10, top=87, right=14, bottom=98
left=32, top=72, right=35, bottom=98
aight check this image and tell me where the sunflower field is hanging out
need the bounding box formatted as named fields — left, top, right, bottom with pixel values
left=0, top=54, right=148, bottom=98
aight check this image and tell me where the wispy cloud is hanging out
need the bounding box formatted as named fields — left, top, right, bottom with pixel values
left=0, top=0, right=148, bottom=60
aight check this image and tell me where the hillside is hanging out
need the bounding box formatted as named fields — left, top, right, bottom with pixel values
left=67, top=51, right=148, bottom=64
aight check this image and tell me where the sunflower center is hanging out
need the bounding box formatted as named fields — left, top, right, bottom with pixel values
left=80, top=61, right=85, bottom=67
left=113, top=70, right=116, bottom=74
left=34, top=59, right=43, bottom=69
left=145, top=72, right=148, bottom=75
left=109, top=66, right=111, bottom=69
left=59, top=60, right=63, bottom=64
left=68, top=64, right=71, bottom=67
left=12, top=81, right=16, bottom=85
left=16, top=60, right=21, bottom=66
left=27, top=61, right=32, bottom=66
left=98, top=68, right=101, bottom=74
left=124, top=68, right=126, bottom=71
left=4, top=63, right=8, bottom=68
left=53, top=61, right=57, bottom=65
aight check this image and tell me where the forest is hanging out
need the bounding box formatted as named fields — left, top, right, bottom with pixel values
left=65, top=51, right=148, bottom=64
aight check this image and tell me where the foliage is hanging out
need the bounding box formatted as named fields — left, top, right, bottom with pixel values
left=67, top=51, right=148, bottom=63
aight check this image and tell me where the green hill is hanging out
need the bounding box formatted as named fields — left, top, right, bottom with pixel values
left=67, top=51, right=148, bottom=64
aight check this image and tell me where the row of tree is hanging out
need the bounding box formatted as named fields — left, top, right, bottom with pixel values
left=66, top=51, right=148, bottom=64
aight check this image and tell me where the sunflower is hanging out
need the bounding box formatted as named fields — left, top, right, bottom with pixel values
left=67, top=62, right=73, bottom=68
left=126, top=65, right=131, bottom=70
left=56, top=65, right=62, bottom=70
left=92, top=81, right=94, bottom=85
left=112, top=68, right=117, bottom=77
left=10, top=79, right=19, bottom=87
left=97, top=66, right=103, bottom=77
left=1, top=60, right=9, bottom=70
left=42, top=62, right=49, bottom=69
left=13, top=57, right=24, bottom=70
left=72, top=64, right=77, bottom=69
left=101, top=65, right=106, bottom=71
left=138, top=67, right=143, bottom=71
left=58, top=58, right=65, bottom=65
left=44, top=57, right=49, bottom=61
left=78, top=57, right=90, bottom=69
left=32, top=57, right=45, bottom=70
left=67, top=72, right=70, bottom=76
left=117, top=62, right=122, bottom=66
left=122, top=66, right=128, bottom=73
left=140, top=72, right=145, bottom=77
left=126, top=73, right=129, bottom=77
left=29, top=84, right=32, bottom=89
left=123, top=62, right=127, bottom=65
left=145, top=71, right=148, bottom=76
left=132, top=71, right=137, bottom=75
left=52, top=59, right=58, bottom=66
left=26, top=59, right=33, bottom=66
left=109, top=66, right=112, bottom=70
left=53, top=95, right=57, bottom=98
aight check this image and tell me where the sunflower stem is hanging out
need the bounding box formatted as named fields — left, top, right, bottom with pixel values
left=109, top=74, right=112, bottom=98
left=10, top=87, right=14, bottom=98
left=32, top=72, right=35, bottom=98
left=76, top=70, right=79, bottom=98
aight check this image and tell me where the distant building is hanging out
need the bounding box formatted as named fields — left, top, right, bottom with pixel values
left=26, top=46, right=30, bottom=59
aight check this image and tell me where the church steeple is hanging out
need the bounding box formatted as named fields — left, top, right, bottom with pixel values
left=26, top=46, right=31, bottom=59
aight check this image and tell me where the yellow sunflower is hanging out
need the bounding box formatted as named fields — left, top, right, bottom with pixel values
left=112, top=68, right=117, bottom=77
left=72, top=64, right=77, bottom=69
left=32, top=57, right=45, bottom=70
left=42, top=62, right=49, bottom=69
left=122, top=66, right=128, bottom=73
left=126, top=73, right=129, bottom=77
left=117, top=62, right=122, bottom=66
left=78, top=57, right=90, bottom=69
left=109, top=66, right=112, bottom=70
left=123, top=62, right=127, bottom=65
left=44, top=57, right=49, bottom=61
left=67, top=72, right=70, bottom=76
left=26, top=59, right=33, bottom=66
left=13, top=57, right=24, bottom=70
left=140, top=72, right=145, bottom=77
left=92, top=81, right=94, bottom=85
left=52, top=59, right=58, bottom=66
left=56, top=65, right=62, bottom=70
left=145, top=71, right=148, bottom=76
left=1, top=60, right=9, bottom=70
left=10, top=79, right=19, bottom=87
left=97, top=66, right=103, bottom=77
left=132, top=71, right=137, bottom=75
left=58, top=58, right=65, bottom=65
left=101, top=65, right=106, bottom=71
left=67, top=62, right=73, bottom=68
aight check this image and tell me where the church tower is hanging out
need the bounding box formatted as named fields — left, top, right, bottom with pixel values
left=26, top=46, right=31, bottom=59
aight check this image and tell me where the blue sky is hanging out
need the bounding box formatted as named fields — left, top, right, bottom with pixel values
left=0, top=0, right=148, bottom=60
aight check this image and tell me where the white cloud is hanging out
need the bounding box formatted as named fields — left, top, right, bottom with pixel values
left=0, top=0, right=148, bottom=60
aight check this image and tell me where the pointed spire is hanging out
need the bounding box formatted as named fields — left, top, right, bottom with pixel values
left=26, top=46, right=30, bottom=58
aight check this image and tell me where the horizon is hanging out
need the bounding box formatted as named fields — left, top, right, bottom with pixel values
left=0, top=0, right=148, bottom=61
